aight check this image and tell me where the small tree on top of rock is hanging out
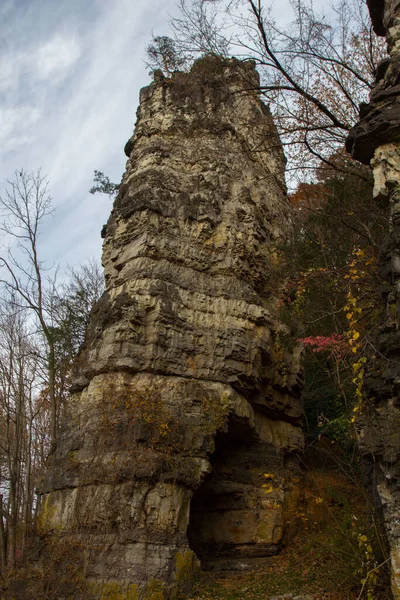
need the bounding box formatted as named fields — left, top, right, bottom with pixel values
left=145, top=35, right=189, bottom=76
left=154, top=0, right=386, bottom=183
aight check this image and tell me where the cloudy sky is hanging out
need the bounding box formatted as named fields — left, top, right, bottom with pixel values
left=0, top=0, right=332, bottom=277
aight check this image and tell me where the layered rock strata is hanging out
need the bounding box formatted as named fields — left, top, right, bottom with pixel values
left=347, top=3, right=400, bottom=597
left=39, top=57, right=303, bottom=599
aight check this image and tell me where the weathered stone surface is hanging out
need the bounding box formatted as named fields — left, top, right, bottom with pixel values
left=347, top=2, right=400, bottom=598
left=345, top=2, right=398, bottom=163
left=39, top=57, right=303, bottom=598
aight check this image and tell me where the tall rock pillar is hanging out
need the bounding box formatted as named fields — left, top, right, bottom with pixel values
left=347, top=3, right=400, bottom=597
left=39, top=57, right=303, bottom=599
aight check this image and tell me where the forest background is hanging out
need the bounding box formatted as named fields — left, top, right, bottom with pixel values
left=0, top=0, right=391, bottom=595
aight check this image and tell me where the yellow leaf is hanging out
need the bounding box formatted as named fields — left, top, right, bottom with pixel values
left=262, top=484, right=274, bottom=493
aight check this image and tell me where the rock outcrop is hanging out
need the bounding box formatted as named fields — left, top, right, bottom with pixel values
left=347, top=3, right=400, bottom=598
left=39, top=57, right=303, bottom=599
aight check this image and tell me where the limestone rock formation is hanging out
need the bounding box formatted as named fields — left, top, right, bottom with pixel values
left=347, top=3, right=400, bottom=598
left=39, top=57, right=303, bottom=599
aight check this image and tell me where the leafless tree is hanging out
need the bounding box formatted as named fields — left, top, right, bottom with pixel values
left=150, top=0, right=386, bottom=183
left=0, top=170, right=60, bottom=450
left=50, top=260, right=104, bottom=418
left=0, top=298, right=42, bottom=569
left=0, top=170, right=104, bottom=576
left=0, top=173, right=104, bottom=573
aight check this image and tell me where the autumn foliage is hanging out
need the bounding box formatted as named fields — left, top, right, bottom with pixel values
left=281, top=155, right=388, bottom=442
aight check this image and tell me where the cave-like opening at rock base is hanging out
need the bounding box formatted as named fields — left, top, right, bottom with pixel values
left=187, top=414, right=284, bottom=567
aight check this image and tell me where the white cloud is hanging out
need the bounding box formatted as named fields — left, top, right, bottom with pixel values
left=0, top=0, right=15, bottom=18
left=0, top=36, right=80, bottom=105
left=35, top=35, right=81, bottom=82
left=0, top=0, right=332, bottom=270
left=0, top=54, right=18, bottom=94
left=0, top=106, right=40, bottom=160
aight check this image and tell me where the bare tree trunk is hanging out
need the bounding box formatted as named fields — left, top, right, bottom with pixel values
left=7, top=474, right=17, bottom=568
left=22, top=416, right=33, bottom=554
left=48, top=341, right=57, bottom=450
left=0, top=494, right=6, bottom=572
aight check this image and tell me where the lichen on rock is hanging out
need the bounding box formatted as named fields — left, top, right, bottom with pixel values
left=39, top=57, right=303, bottom=598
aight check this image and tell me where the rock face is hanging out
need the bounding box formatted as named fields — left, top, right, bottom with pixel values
left=39, top=57, right=303, bottom=599
left=347, top=3, right=400, bottom=598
